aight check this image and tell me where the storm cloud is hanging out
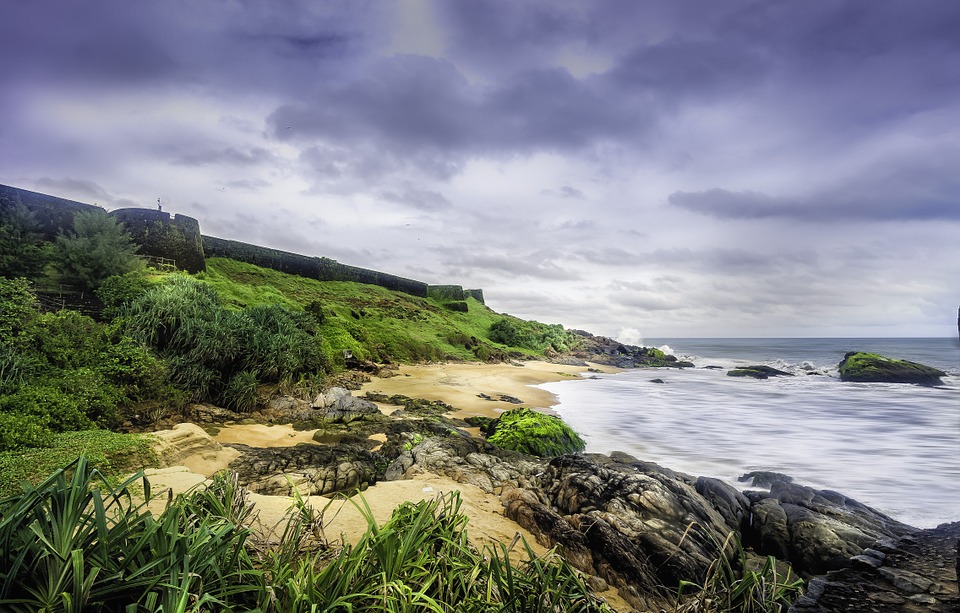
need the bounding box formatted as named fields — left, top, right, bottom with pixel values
left=2, top=0, right=958, bottom=337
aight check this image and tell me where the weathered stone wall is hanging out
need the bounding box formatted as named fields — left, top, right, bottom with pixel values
left=465, top=289, right=485, bottom=304
left=0, top=184, right=103, bottom=238
left=427, top=284, right=466, bottom=301
left=110, top=208, right=206, bottom=273
left=2, top=183, right=477, bottom=299
left=202, top=235, right=429, bottom=297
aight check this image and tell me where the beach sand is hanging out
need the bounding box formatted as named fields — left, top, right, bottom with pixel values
left=145, top=360, right=628, bottom=610
left=360, top=360, right=616, bottom=418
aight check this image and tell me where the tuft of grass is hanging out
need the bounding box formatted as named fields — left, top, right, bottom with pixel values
left=674, top=530, right=804, bottom=613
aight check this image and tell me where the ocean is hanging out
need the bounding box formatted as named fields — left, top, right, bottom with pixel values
left=541, top=338, right=960, bottom=529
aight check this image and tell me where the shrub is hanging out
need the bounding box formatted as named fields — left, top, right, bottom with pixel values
left=53, top=209, right=141, bottom=290
left=96, top=269, right=153, bottom=319
left=0, top=412, right=54, bottom=451
left=486, top=408, right=586, bottom=457
left=222, top=370, right=259, bottom=413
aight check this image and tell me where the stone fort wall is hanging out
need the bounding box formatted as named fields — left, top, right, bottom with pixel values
left=0, top=183, right=483, bottom=301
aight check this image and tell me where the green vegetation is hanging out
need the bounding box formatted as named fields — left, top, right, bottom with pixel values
left=0, top=277, right=174, bottom=451
left=837, top=351, right=945, bottom=386
left=0, top=430, right=156, bottom=498
left=0, top=459, right=613, bottom=612
left=674, top=531, right=803, bottom=613
left=199, top=257, right=575, bottom=365
left=0, top=200, right=50, bottom=280
left=53, top=209, right=141, bottom=290
left=488, top=317, right=580, bottom=353
left=484, top=407, right=586, bottom=457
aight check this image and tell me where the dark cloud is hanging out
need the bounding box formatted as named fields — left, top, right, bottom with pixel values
left=541, top=185, right=586, bottom=199
left=172, top=148, right=279, bottom=168
left=33, top=178, right=111, bottom=203
left=379, top=187, right=451, bottom=211
left=670, top=177, right=960, bottom=222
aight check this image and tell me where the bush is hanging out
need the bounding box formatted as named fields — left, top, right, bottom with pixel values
left=0, top=412, right=54, bottom=451
left=53, top=209, right=141, bottom=290
left=96, top=270, right=153, bottom=319
left=488, top=317, right=580, bottom=354
left=486, top=408, right=586, bottom=457
left=122, top=276, right=327, bottom=404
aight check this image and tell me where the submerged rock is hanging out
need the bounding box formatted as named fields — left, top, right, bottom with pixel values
left=838, top=352, right=946, bottom=386
left=727, top=365, right=794, bottom=379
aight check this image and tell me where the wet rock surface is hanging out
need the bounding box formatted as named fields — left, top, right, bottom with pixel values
left=741, top=474, right=916, bottom=577
left=790, top=521, right=959, bottom=612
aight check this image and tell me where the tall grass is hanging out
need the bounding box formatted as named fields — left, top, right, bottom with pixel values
left=673, top=531, right=804, bottom=613
left=0, top=459, right=614, bottom=612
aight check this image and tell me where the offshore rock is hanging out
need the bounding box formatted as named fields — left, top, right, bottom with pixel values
left=837, top=351, right=945, bottom=386
left=742, top=474, right=916, bottom=577
left=228, top=442, right=385, bottom=496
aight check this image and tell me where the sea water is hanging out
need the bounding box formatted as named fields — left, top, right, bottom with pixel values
left=542, top=338, right=960, bottom=528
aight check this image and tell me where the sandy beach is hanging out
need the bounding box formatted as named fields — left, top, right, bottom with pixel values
left=150, top=360, right=613, bottom=536
left=143, top=359, right=627, bottom=609
left=360, top=360, right=617, bottom=418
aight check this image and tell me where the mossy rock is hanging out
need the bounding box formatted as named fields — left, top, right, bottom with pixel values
left=485, top=408, right=585, bottom=457
left=838, top=352, right=945, bottom=386
left=727, top=365, right=793, bottom=379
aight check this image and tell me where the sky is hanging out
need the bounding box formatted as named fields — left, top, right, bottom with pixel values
left=2, top=1, right=959, bottom=339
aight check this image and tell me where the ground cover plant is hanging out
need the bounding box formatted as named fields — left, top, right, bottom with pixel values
left=0, top=458, right=614, bottom=612
left=0, top=277, right=175, bottom=451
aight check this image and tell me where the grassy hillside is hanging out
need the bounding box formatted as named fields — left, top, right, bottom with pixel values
left=196, top=257, right=569, bottom=367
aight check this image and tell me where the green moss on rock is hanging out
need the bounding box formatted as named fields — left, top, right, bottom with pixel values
left=838, top=351, right=945, bottom=386
left=485, top=408, right=585, bottom=457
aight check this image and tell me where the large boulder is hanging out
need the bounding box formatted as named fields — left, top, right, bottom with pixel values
left=741, top=475, right=916, bottom=577
left=311, top=387, right=380, bottom=423
left=228, top=442, right=385, bottom=496
left=838, top=352, right=945, bottom=386
left=503, top=453, right=744, bottom=611
left=484, top=407, right=586, bottom=457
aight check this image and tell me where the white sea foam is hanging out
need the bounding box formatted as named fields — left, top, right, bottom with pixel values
left=544, top=338, right=960, bottom=528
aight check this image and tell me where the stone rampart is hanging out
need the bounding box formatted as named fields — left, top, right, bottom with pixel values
left=110, top=208, right=206, bottom=273
left=2, top=183, right=472, bottom=299
left=202, top=235, right=429, bottom=297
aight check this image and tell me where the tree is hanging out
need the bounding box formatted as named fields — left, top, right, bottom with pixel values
left=54, top=210, right=140, bottom=290
left=0, top=200, right=51, bottom=280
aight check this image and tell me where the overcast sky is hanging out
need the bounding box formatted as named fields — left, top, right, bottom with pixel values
left=3, top=1, right=958, bottom=339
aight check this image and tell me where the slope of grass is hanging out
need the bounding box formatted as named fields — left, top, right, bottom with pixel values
left=198, top=257, right=553, bottom=366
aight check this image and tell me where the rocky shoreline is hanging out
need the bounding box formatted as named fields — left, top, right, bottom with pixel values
left=145, top=360, right=958, bottom=613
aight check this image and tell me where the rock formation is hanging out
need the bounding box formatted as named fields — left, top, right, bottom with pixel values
left=838, top=352, right=946, bottom=386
